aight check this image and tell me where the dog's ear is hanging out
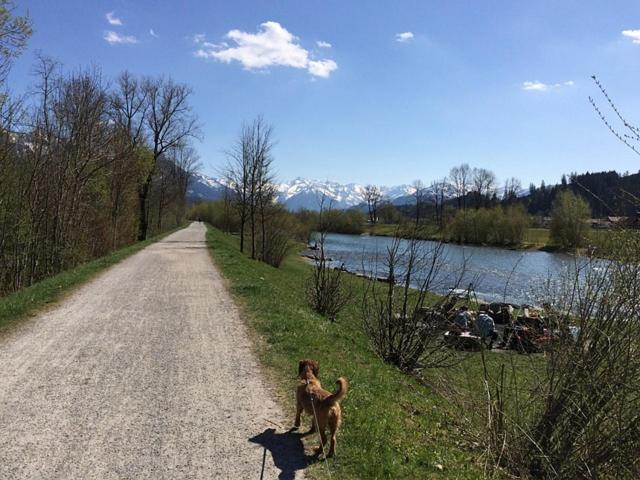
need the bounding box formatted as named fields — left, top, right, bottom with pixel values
left=298, top=360, right=305, bottom=376
left=311, top=360, right=319, bottom=376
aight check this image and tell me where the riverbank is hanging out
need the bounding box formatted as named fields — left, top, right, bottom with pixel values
left=363, top=224, right=550, bottom=250
left=362, top=224, right=620, bottom=257
left=205, top=225, right=539, bottom=479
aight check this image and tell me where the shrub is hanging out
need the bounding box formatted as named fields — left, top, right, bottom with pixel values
left=446, top=205, right=528, bottom=246
left=258, top=206, right=298, bottom=268
left=305, top=231, right=353, bottom=321
left=550, top=190, right=591, bottom=250
left=361, top=230, right=466, bottom=371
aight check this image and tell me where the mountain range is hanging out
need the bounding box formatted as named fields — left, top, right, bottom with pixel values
left=187, top=173, right=455, bottom=210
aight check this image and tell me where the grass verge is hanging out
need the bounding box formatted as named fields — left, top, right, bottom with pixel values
left=0, top=225, right=186, bottom=333
left=204, top=225, right=523, bottom=479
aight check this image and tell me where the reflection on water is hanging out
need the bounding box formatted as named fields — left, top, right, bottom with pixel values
left=317, top=233, right=586, bottom=305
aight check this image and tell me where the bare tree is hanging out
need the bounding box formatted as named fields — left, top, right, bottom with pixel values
left=449, top=163, right=471, bottom=211
left=431, top=177, right=448, bottom=227
left=247, top=116, right=275, bottom=260
left=502, top=176, right=522, bottom=203
left=225, top=124, right=251, bottom=253
left=364, top=184, right=383, bottom=224
left=139, top=77, right=199, bottom=240
left=471, top=167, right=497, bottom=208
left=224, top=116, right=275, bottom=258
left=412, top=179, right=426, bottom=225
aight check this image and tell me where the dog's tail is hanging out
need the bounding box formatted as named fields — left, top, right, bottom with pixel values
left=324, top=377, right=348, bottom=405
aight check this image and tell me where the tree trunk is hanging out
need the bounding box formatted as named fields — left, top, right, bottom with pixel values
left=239, top=213, right=245, bottom=253
left=250, top=205, right=256, bottom=259
left=138, top=178, right=150, bottom=241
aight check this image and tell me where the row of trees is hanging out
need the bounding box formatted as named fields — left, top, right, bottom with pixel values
left=359, top=165, right=599, bottom=249
left=0, top=6, right=199, bottom=294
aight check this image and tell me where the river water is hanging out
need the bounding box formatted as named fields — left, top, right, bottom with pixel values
left=317, top=233, right=584, bottom=306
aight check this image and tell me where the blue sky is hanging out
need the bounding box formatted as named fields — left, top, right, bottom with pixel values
left=10, top=1, right=640, bottom=186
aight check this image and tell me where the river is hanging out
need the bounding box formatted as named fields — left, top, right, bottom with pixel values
left=315, top=233, right=585, bottom=306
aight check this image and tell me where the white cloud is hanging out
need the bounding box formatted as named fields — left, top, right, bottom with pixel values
left=522, top=80, right=574, bottom=92
left=522, top=81, right=549, bottom=91
left=317, top=40, right=332, bottom=48
left=150, top=28, right=158, bottom=38
left=192, top=33, right=206, bottom=43
left=193, top=21, right=338, bottom=78
left=106, top=12, right=123, bottom=26
left=307, top=59, right=337, bottom=78
left=622, top=29, right=640, bottom=44
left=396, top=32, right=414, bottom=42
left=104, top=30, right=138, bottom=45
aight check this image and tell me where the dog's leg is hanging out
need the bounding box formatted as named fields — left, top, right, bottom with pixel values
left=315, top=417, right=328, bottom=456
left=327, top=419, right=338, bottom=457
left=327, top=413, right=340, bottom=457
left=316, top=430, right=328, bottom=456
left=294, top=402, right=303, bottom=429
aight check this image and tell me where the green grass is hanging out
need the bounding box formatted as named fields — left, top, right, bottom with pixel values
left=523, top=228, right=550, bottom=248
left=364, top=222, right=442, bottom=241
left=0, top=225, right=186, bottom=332
left=205, top=226, right=541, bottom=479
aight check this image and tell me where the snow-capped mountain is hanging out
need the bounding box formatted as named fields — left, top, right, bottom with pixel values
left=187, top=173, right=452, bottom=211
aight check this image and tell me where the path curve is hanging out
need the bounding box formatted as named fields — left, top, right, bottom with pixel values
left=0, top=223, right=306, bottom=479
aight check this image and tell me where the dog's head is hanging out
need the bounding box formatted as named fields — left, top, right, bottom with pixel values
left=298, top=359, right=319, bottom=379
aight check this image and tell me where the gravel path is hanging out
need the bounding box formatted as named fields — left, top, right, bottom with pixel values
left=0, top=223, right=306, bottom=480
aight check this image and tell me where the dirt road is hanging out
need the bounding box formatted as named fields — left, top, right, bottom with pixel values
left=0, top=223, right=306, bottom=479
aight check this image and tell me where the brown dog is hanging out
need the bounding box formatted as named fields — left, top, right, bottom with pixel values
left=294, top=359, right=348, bottom=457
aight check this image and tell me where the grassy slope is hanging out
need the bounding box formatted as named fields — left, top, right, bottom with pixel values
left=205, top=226, right=508, bottom=480
left=0, top=225, right=185, bottom=333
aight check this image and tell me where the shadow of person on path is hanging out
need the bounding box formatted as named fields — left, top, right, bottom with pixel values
left=249, top=428, right=313, bottom=480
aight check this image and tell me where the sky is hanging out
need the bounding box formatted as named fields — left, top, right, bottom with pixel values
left=9, top=0, right=640, bottom=187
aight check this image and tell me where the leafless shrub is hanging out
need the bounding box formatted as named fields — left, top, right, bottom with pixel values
left=258, top=205, right=295, bottom=268
left=361, top=226, right=467, bottom=371
left=306, top=200, right=353, bottom=321
left=476, top=245, right=640, bottom=479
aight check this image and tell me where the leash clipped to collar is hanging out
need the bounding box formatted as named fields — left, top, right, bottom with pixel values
left=305, top=378, right=316, bottom=401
